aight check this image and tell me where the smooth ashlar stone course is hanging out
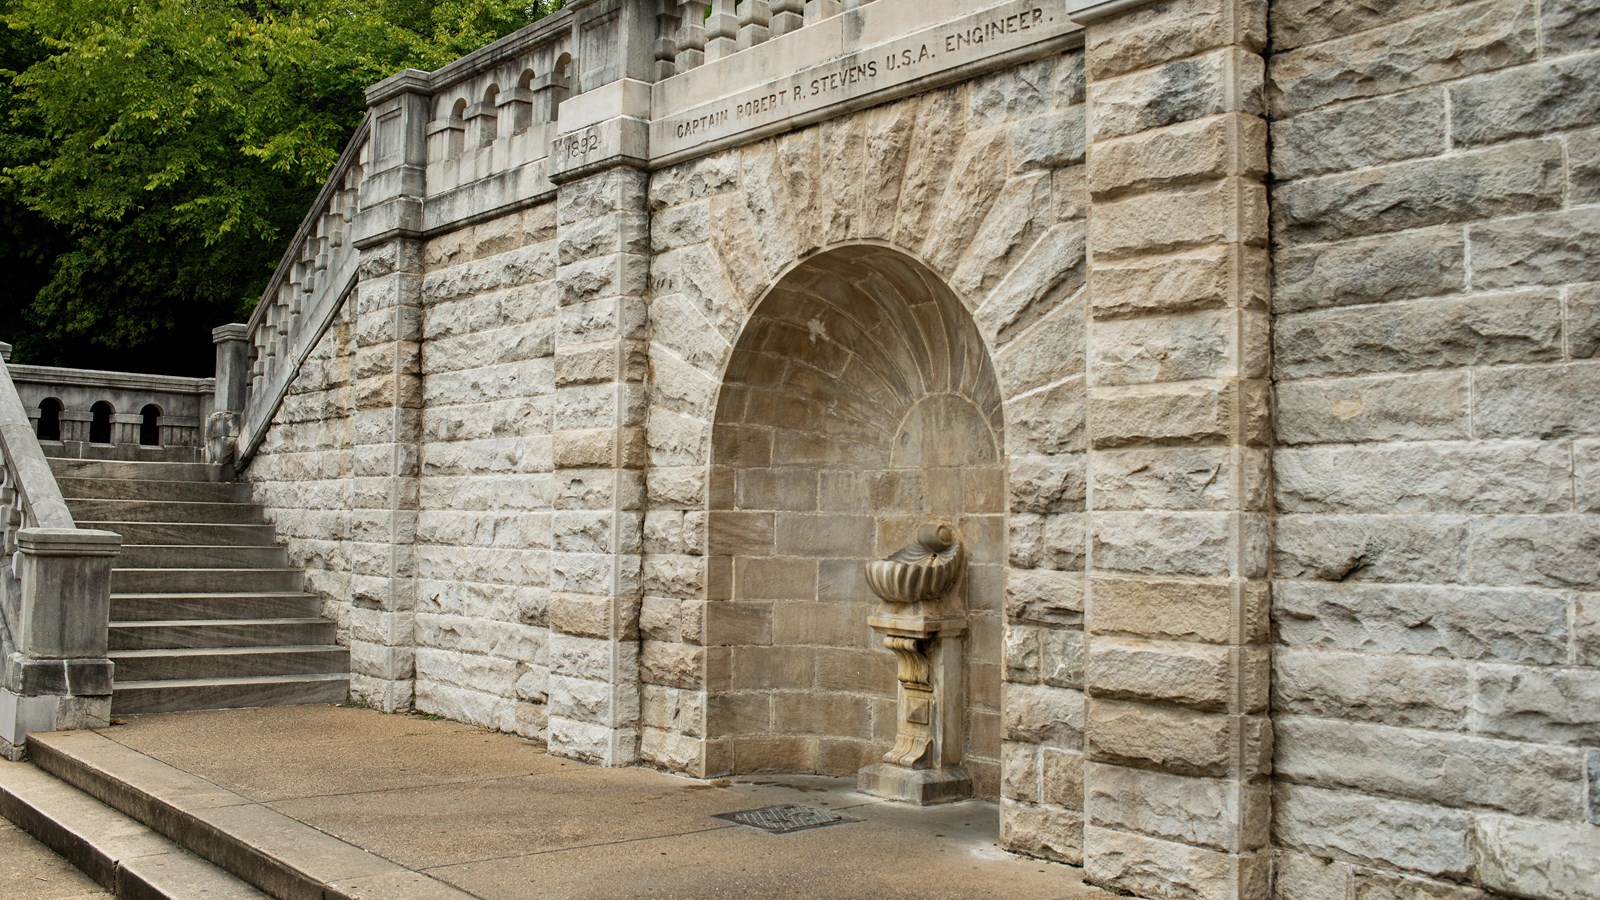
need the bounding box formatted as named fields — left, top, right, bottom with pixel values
left=1275, top=716, right=1586, bottom=819
left=1271, top=139, right=1564, bottom=246
left=1271, top=225, right=1466, bottom=314
left=1266, top=0, right=1538, bottom=115
left=1272, top=581, right=1569, bottom=663
left=1271, top=89, right=1446, bottom=181
left=1273, top=783, right=1473, bottom=879
left=1450, top=53, right=1600, bottom=147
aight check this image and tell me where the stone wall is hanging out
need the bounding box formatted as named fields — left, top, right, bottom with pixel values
left=246, top=305, right=358, bottom=643
left=414, top=205, right=560, bottom=737
left=1267, top=1, right=1600, bottom=897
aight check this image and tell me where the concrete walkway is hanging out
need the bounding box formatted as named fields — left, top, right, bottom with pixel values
left=16, top=706, right=1111, bottom=899
left=2, top=817, right=111, bottom=900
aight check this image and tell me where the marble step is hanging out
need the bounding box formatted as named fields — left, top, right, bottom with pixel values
left=109, top=619, right=335, bottom=652
left=110, top=646, right=350, bottom=682
left=117, top=544, right=288, bottom=570
left=111, top=592, right=322, bottom=622
left=47, top=458, right=226, bottom=482
left=111, top=567, right=301, bottom=594
left=68, top=498, right=264, bottom=525
left=57, top=477, right=252, bottom=503
left=111, top=674, right=350, bottom=716
left=78, top=521, right=278, bottom=546
left=0, top=759, right=266, bottom=898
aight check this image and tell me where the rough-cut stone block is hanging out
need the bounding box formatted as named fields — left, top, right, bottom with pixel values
left=1275, top=514, right=1467, bottom=583
left=1001, top=800, right=1084, bottom=865
left=1085, top=825, right=1269, bottom=900
left=1088, top=762, right=1269, bottom=853
left=1275, top=442, right=1573, bottom=514
left=1272, top=226, right=1465, bottom=315
left=1010, top=108, right=1087, bottom=173
left=1093, top=576, right=1268, bottom=645
left=1267, top=0, right=1537, bottom=116
left=1571, top=283, right=1600, bottom=360
left=1084, top=0, right=1266, bottom=80
left=1272, top=140, right=1563, bottom=246
left=1087, top=699, right=1267, bottom=778
left=1466, top=514, right=1600, bottom=588
left=1273, top=647, right=1469, bottom=729
left=1090, top=381, right=1268, bottom=449
left=1092, top=446, right=1269, bottom=512
left=1041, top=746, right=1084, bottom=809
left=1040, top=628, right=1084, bottom=689
left=1272, top=89, right=1446, bottom=181
left=1089, top=113, right=1267, bottom=199
left=1089, top=48, right=1265, bottom=142
left=1269, top=0, right=1461, bottom=51
left=1274, top=372, right=1469, bottom=446
left=1475, top=814, right=1600, bottom=900
left=1276, top=716, right=1585, bottom=819
left=1473, top=664, right=1600, bottom=744
left=1086, top=638, right=1239, bottom=712
left=1273, top=581, right=1569, bottom=664
left=1090, top=310, right=1259, bottom=387
left=1474, top=363, right=1600, bottom=439
left=1469, top=207, right=1600, bottom=290
left=1090, top=510, right=1238, bottom=579
left=1273, top=783, right=1472, bottom=878
left=1273, top=850, right=1350, bottom=900
left=1005, top=378, right=1086, bottom=455
left=1002, top=684, right=1085, bottom=746
left=1452, top=53, right=1600, bottom=147
left=1006, top=568, right=1085, bottom=626
left=1091, top=245, right=1268, bottom=319
left=1092, top=178, right=1268, bottom=258
left=1579, top=594, right=1600, bottom=668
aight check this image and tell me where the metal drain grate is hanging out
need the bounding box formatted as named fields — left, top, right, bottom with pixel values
left=713, top=804, right=857, bottom=834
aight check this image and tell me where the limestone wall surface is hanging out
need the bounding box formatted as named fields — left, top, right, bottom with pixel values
left=1267, top=1, right=1600, bottom=897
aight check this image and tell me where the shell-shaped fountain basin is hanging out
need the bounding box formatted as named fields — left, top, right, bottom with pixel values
left=864, top=523, right=966, bottom=604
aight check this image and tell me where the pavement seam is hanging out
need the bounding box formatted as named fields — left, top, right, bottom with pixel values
left=418, top=822, right=742, bottom=874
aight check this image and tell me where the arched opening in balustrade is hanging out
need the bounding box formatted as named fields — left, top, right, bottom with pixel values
left=478, top=85, right=499, bottom=147
left=89, top=401, right=114, bottom=444
left=139, top=404, right=162, bottom=446
left=705, top=244, right=1005, bottom=799
left=36, top=398, right=62, bottom=441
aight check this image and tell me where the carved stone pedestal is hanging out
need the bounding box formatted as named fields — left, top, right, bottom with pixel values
left=858, top=524, right=971, bottom=805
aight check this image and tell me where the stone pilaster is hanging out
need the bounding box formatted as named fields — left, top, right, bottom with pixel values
left=1074, top=1, right=1271, bottom=898
left=347, top=71, right=431, bottom=712
left=545, top=69, right=653, bottom=765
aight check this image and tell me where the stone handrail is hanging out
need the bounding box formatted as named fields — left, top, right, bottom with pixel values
left=233, top=117, right=371, bottom=465
left=0, top=350, right=120, bottom=759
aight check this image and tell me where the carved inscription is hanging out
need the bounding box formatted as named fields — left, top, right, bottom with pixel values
left=560, top=126, right=602, bottom=161
left=654, top=1, right=1068, bottom=158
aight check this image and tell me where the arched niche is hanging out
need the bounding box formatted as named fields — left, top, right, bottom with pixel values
left=705, top=244, right=1006, bottom=798
left=36, top=398, right=63, bottom=442
left=89, top=400, right=114, bottom=444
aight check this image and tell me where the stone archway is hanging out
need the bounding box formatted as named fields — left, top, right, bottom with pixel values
left=704, top=243, right=1006, bottom=799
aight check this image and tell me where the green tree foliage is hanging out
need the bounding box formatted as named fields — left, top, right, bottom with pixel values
left=1, top=0, right=556, bottom=374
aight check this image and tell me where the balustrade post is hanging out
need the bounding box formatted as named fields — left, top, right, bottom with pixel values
left=769, top=0, right=803, bottom=36
left=706, top=0, right=738, bottom=60
left=207, top=323, right=249, bottom=467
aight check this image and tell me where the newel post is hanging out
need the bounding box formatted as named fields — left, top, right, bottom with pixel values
left=207, top=323, right=250, bottom=467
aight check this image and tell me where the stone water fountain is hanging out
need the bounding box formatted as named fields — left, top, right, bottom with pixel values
left=858, top=522, right=971, bottom=805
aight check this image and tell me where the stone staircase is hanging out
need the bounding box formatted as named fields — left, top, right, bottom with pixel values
left=47, top=456, right=349, bottom=715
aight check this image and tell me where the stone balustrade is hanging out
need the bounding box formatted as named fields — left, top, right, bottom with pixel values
left=0, top=343, right=120, bottom=759
left=6, top=354, right=214, bottom=461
